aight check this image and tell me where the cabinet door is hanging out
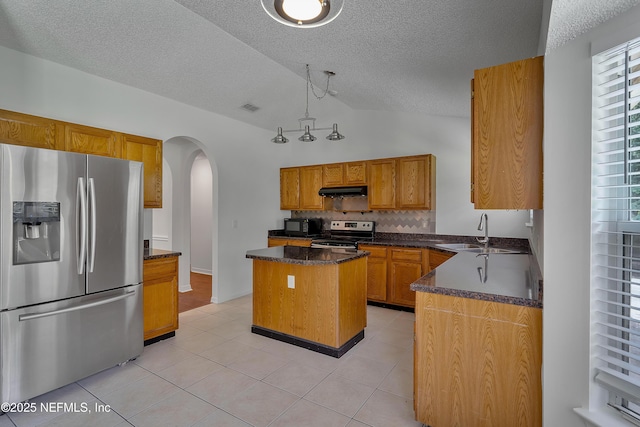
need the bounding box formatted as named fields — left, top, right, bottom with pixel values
left=122, top=134, right=163, bottom=208
left=344, top=161, right=367, bottom=185
left=323, top=163, right=344, bottom=187
left=428, top=250, right=453, bottom=270
left=299, top=165, right=324, bottom=210
left=0, top=109, right=61, bottom=150
left=415, top=293, right=542, bottom=427
left=63, top=123, right=121, bottom=157
left=280, top=167, right=300, bottom=210
left=368, top=159, right=395, bottom=209
left=472, top=56, right=543, bottom=209
left=396, top=155, right=434, bottom=210
left=143, top=257, right=179, bottom=341
left=359, top=245, right=388, bottom=302
left=389, top=248, right=423, bottom=307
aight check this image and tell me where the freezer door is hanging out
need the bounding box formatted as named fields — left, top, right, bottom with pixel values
left=0, top=284, right=143, bottom=403
left=86, top=155, right=143, bottom=294
left=0, top=144, right=87, bottom=310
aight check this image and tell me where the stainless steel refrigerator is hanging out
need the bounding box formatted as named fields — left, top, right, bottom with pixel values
left=0, top=143, right=144, bottom=403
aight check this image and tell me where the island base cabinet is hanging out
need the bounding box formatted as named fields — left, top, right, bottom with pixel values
left=414, top=292, right=542, bottom=427
left=252, top=258, right=366, bottom=349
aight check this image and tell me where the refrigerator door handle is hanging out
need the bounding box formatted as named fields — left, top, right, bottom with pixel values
left=76, top=177, right=87, bottom=275
left=88, top=177, right=97, bottom=273
left=18, top=290, right=137, bottom=321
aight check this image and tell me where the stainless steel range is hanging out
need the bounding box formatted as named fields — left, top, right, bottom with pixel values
left=311, top=220, right=375, bottom=249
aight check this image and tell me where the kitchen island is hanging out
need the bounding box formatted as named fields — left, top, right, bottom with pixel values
left=246, top=245, right=368, bottom=357
left=411, top=251, right=542, bottom=427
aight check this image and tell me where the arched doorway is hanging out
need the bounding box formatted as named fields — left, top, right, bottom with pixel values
left=152, top=137, right=219, bottom=304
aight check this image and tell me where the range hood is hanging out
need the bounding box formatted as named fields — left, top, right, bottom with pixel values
left=318, top=186, right=368, bottom=198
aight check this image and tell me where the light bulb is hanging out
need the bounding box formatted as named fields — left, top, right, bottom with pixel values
left=281, top=0, right=323, bottom=21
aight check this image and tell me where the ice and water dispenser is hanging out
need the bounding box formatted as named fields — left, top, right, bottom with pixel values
left=13, top=201, right=61, bottom=265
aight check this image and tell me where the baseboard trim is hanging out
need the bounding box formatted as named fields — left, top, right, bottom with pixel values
left=251, top=326, right=364, bottom=358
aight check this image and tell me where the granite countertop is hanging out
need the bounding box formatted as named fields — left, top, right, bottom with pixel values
left=246, top=246, right=369, bottom=266
left=411, top=251, right=542, bottom=308
left=144, top=248, right=182, bottom=260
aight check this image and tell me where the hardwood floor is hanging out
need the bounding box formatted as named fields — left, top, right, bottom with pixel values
left=179, top=272, right=212, bottom=313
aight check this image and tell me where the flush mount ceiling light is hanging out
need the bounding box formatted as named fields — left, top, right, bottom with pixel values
left=271, top=64, right=345, bottom=144
left=261, top=0, right=344, bottom=28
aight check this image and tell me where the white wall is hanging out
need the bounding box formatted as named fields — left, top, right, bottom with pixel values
left=278, top=110, right=531, bottom=238
left=0, top=43, right=531, bottom=307
left=190, top=152, right=213, bottom=275
left=543, top=4, right=640, bottom=426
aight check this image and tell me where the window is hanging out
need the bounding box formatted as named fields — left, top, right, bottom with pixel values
left=592, top=37, right=640, bottom=422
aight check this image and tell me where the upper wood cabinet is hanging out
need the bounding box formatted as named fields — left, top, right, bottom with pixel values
left=0, top=109, right=60, bottom=150
left=280, top=166, right=324, bottom=210
left=299, top=166, right=324, bottom=210
left=281, top=154, right=435, bottom=211
left=123, top=134, right=163, bottom=208
left=280, top=167, right=300, bottom=210
left=368, top=159, right=396, bottom=209
left=0, top=109, right=163, bottom=208
left=62, top=123, right=121, bottom=157
left=322, top=161, right=367, bottom=187
left=396, top=155, right=435, bottom=210
left=471, top=56, right=543, bottom=209
left=323, top=163, right=344, bottom=187
left=345, top=161, right=367, bottom=185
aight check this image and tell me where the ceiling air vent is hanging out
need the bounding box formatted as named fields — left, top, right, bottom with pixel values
left=240, top=103, right=260, bottom=113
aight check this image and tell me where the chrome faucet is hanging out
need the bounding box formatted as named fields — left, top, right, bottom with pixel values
left=476, top=213, right=489, bottom=249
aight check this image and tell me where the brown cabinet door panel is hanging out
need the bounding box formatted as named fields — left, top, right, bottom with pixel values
left=472, top=56, right=543, bottom=209
left=344, top=161, right=367, bottom=185
left=0, top=109, right=60, bottom=150
left=299, top=166, right=324, bottom=210
left=367, top=159, right=395, bottom=209
left=123, top=134, right=163, bottom=208
left=389, top=261, right=422, bottom=306
left=323, top=163, right=344, bottom=187
left=280, top=167, right=300, bottom=210
left=63, top=123, right=121, bottom=157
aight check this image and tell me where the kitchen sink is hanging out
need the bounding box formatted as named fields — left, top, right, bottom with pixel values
left=434, top=243, right=525, bottom=254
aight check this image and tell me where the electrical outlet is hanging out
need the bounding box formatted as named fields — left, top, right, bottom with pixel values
left=287, top=275, right=295, bottom=289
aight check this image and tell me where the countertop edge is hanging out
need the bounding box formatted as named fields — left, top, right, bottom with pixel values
left=144, top=249, right=182, bottom=260
left=246, top=248, right=369, bottom=265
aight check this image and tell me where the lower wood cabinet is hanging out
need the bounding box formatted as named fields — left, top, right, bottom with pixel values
left=143, top=256, right=179, bottom=341
left=267, top=237, right=312, bottom=247
left=414, top=292, right=542, bottom=427
left=389, top=248, right=425, bottom=307
left=359, top=245, right=453, bottom=308
left=361, top=246, right=388, bottom=302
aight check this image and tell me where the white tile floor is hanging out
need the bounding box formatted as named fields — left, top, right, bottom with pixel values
left=1, top=295, right=422, bottom=427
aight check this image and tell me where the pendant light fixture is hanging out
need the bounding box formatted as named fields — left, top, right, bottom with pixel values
left=261, top=0, right=344, bottom=29
left=271, top=64, right=345, bottom=143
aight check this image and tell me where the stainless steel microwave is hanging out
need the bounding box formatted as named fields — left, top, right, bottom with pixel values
left=284, top=218, right=322, bottom=237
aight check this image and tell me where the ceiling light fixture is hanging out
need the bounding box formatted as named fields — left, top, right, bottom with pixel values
left=261, top=0, right=344, bottom=28
left=271, top=64, right=345, bottom=144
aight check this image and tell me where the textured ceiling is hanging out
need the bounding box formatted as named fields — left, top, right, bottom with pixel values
left=0, top=1, right=634, bottom=133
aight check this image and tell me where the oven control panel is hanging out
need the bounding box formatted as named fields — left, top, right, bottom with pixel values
left=329, top=221, right=375, bottom=232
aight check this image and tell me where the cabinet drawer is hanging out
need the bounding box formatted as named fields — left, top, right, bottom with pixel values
left=143, top=257, right=178, bottom=281
left=359, top=245, right=387, bottom=258
left=390, top=248, right=422, bottom=263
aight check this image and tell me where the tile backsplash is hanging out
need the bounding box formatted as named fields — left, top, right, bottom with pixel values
left=292, top=210, right=436, bottom=234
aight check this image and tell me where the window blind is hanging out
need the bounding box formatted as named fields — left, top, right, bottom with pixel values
left=593, top=38, right=640, bottom=412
